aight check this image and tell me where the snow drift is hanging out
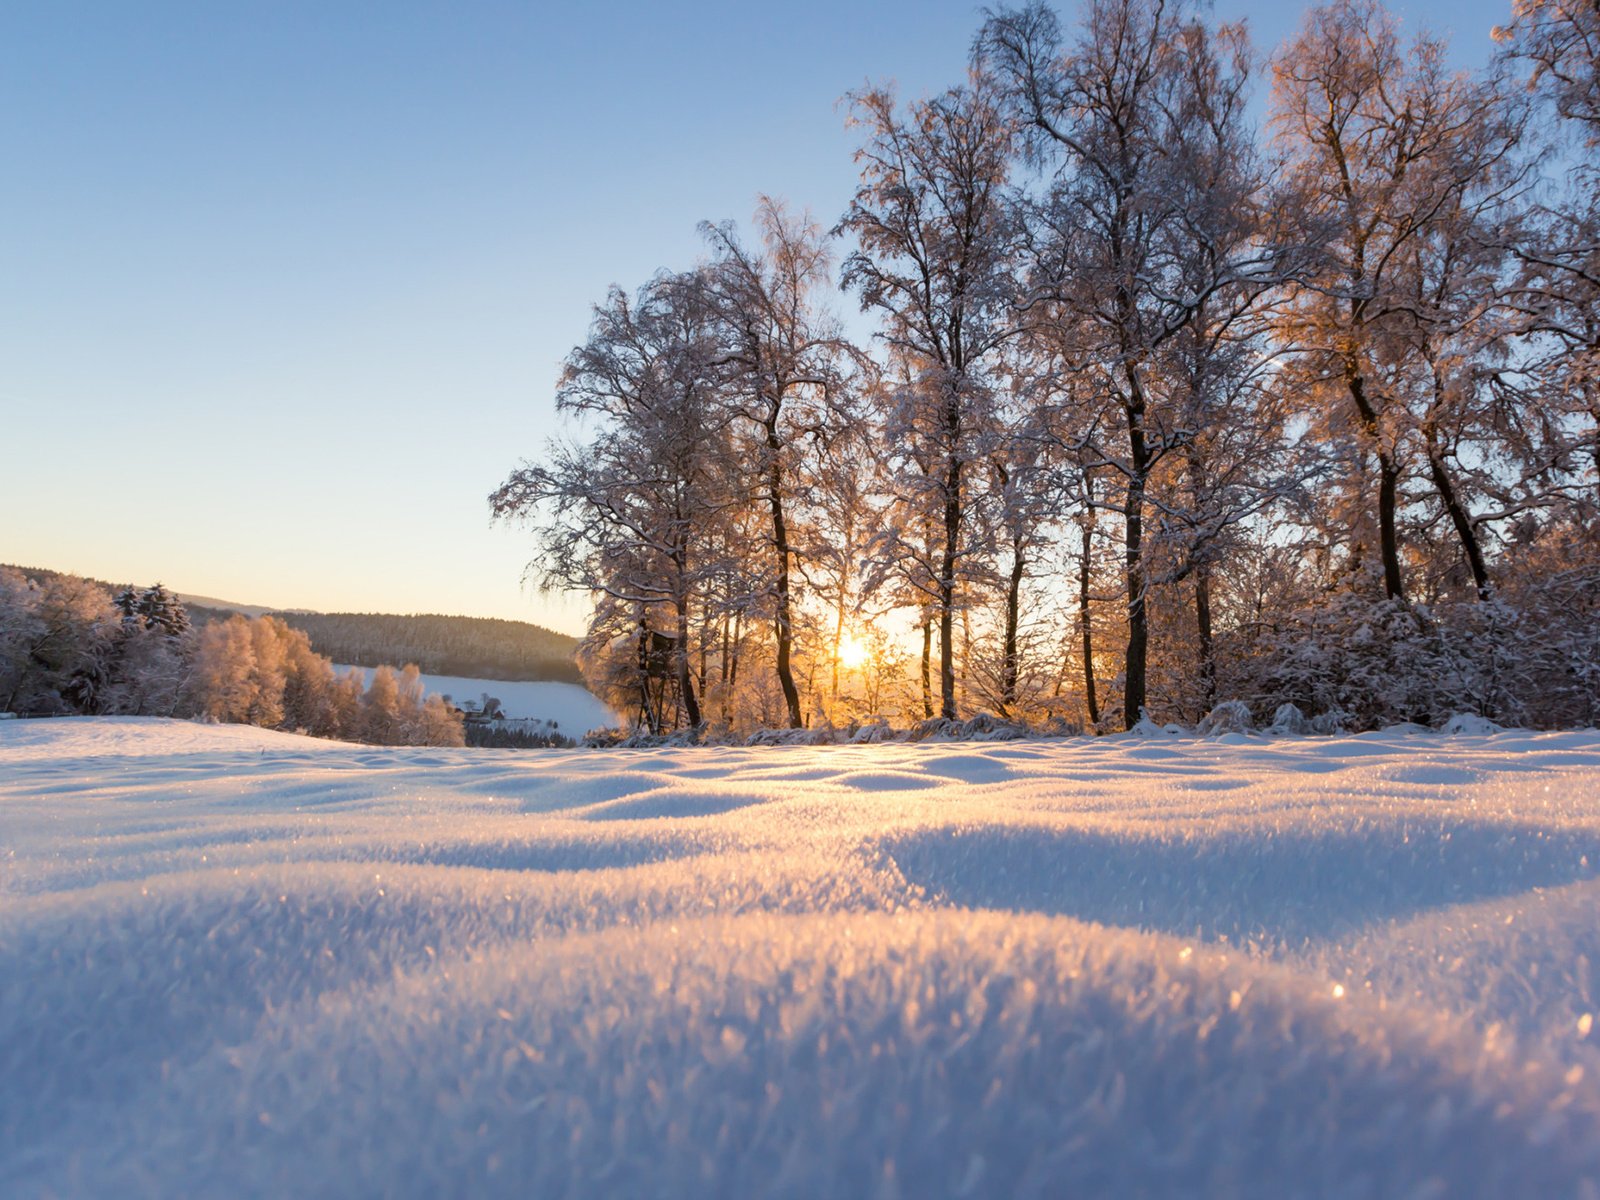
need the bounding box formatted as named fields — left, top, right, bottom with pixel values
left=3, top=718, right=1599, bottom=1196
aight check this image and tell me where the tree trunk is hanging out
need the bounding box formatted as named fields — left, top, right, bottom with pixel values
left=719, top=616, right=732, bottom=723
left=939, top=439, right=962, bottom=721
left=766, top=422, right=804, bottom=728
left=920, top=619, right=933, bottom=720
left=1114, top=227, right=1151, bottom=731
left=832, top=596, right=846, bottom=703
left=1001, top=535, right=1024, bottom=716
left=637, top=623, right=658, bottom=734
left=939, top=584, right=957, bottom=719
left=676, top=603, right=700, bottom=729
left=698, top=613, right=710, bottom=702
left=1425, top=445, right=1491, bottom=600
left=831, top=505, right=855, bottom=707
left=1079, top=518, right=1100, bottom=729
left=1592, top=415, right=1599, bottom=515
left=1196, top=560, right=1215, bottom=714
left=1346, top=365, right=1405, bottom=600
left=1378, top=454, right=1403, bottom=600
left=1122, top=401, right=1151, bottom=731
left=1124, top=498, right=1148, bottom=731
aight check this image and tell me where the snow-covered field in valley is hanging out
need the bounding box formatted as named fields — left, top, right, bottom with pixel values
left=334, top=667, right=618, bottom=732
left=4, top=718, right=1600, bottom=1198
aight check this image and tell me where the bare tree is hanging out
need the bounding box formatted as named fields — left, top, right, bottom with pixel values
left=1271, top=0, right=1526, bottom=602
left=796, top=405, right=879, bottom=715
left=1495, top=0, right=1600, bottom=519
left=838, top=79, right=1018, bottom=720
left=1392, top=184, right=1533, bottom=600
left=491, top=273, right=734, bottom=731
left=981, top=0, right=1281, bottom=727
left=1497, top=0, right=1600, bottom=139
left=700, top=199, right=854, bottom=727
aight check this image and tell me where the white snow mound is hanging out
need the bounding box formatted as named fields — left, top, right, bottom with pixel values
left=3, top=717, right=1600, bottom=1197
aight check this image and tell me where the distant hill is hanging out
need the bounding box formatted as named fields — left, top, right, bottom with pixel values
left=4, top=563, right=119, bottom=593
left=175, top=592, right=312, bottom=619
left=3, top=567, right=265, bottom=621
left=271, top=612, right=582, bottom=684
left=2, top=565, right=583, bottom=684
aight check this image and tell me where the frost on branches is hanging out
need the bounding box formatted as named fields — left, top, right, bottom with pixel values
left=0, top=568, right=464, bottom=746
left=491, top=0, right=1600, bottom=740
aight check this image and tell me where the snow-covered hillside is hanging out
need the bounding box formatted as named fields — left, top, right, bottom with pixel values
left=3, top=718, right=1600, bottom=1196
left=336, top=666, right=617, bottom=732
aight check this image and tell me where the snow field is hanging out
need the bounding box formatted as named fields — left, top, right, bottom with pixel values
left=333, top=667, right=618, bottom=732
left=3, top=718, right=1600, bottom=1196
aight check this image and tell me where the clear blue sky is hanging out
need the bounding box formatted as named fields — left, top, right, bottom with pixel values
left=0, top=0, right=1512, bottom=635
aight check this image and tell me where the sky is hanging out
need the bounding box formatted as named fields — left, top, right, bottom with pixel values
left=0, top=0, right=1515, bottom=636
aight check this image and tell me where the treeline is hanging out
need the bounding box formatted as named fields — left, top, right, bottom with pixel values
left=268, top=612, right=582, bottom=683
left=0, top=565, right=583, bottom=685
left=0, top=568, right=464, bottom=746
left=464, top=724, right=577, bottom=750
left=495, top=0, right=1600, bottom=735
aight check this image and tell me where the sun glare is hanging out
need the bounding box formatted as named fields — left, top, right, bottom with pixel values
left=836, top=632, right=870, bottom=670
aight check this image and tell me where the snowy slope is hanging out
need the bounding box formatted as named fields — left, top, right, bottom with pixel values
left=3, top=718, right=1600, bottom=1197
left=335, top=665, right=618, bottom=732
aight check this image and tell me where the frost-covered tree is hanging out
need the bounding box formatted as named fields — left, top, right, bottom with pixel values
left=700, top=198, right=854, bottom=727
left=194, top=615, right=258, bottom=724
left=981, top=0, right=1283, bottom=728
left=838, top=79, right=1018, bottom=719
left=966, top=381, right=1060, bottom=719
left=481, top=0, right=1600, bottom=733
left=800, top=413, right=880, bottom=718
left=1271, top=0, right=1527, bottom=602
left=360, top=664, right=401, bottom=744
left=281, top=634, right=341, bottom=733
left=97, top=583, right=196, bottom=716
left=0, top=569, right=119, bottom=715
left=1494, top=0, right=1600, bottom=523
left=103, top=627, right=192, bottom=717
left=114, top=583, right=191, bottom=638
left=1391, top=183, right=1530, bottom=602
left=1497, top=0, right=1600, bottom=138
left=190, top=614, right=462, bottom=745
left=493, top=271, right=736, bottom=731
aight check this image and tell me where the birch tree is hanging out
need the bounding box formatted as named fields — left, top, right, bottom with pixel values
left=700, top=199, right=852, bottom=727
left=838, top=79, right=1017, bottom=720
left=492, top=272, right=734, bottom=731
left=1271, top=0, right=1526, bottom=601
left=981, top=0, right=1281, bottom=727
left=1496, top=0, right=1600, bottom=519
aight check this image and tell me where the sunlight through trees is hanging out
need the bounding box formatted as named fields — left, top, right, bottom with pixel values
left=494, top=0, right=1600, bottom=738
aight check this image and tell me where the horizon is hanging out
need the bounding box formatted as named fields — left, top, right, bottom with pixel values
left=1, top=560, right=585, bottom=636
left=0, top=0, right=1512, bottom=642
left=4, top=3, right=1599, bottom=1185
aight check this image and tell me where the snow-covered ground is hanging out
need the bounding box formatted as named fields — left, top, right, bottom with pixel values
left=335, top=666, right=618, bottom=732
left=3, top=718, right=1600, bottom=1197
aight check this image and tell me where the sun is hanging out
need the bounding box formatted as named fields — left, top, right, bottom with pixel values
left=836, top=632, right=870, bottom=670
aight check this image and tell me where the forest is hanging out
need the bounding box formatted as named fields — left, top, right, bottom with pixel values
left=3, top=564, right=580, bottom=693
left=494, top=0, right=1600, bottom=737
left=0, top=569, right=465, bottom=746
left=269, top=612, right=581, bottom=683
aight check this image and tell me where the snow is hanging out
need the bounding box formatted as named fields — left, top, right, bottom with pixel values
left=3, top=718, right=1600, bottom=1196
left=334, top=666, right=619, bottom=732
